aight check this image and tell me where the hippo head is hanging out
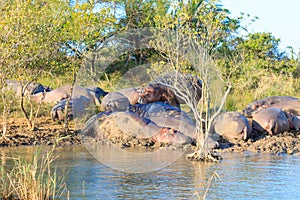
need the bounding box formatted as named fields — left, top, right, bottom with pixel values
left=243, top=99, right=271, bottom=117
left=152, top=127, right=194, bottom=145
left=285, top=112, right=300, bottom=131
left=93, top=87, right=109, bottom=97
left=243, top=103, right=258, bottom=117
left=139, top=83, right=180, bottom=107
left=139, top=84, right=163, bottom=104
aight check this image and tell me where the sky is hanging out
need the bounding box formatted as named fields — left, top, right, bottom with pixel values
left=221, top=0, right=300, bottom=54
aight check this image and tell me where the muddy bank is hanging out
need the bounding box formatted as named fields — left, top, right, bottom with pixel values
left=1, top=116, right=300, bottom=156
left=217, top=131, right=300, bottom=156
left=0, top=116, right=81, bottom=147
left=81, top=114, right=195, bottom=150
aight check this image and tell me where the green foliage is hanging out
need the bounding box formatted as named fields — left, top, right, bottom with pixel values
left=0, top=0, right=299, bottom=114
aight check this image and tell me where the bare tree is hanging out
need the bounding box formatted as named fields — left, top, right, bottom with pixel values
left=0, top=74, right=9, bottom=138
left=19, top=78, right=46, bottom=131
left=149, top=30, right=231, bottom=162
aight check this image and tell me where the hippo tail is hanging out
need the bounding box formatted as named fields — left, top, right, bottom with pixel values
left=243, top=126, right=248, bottom=141
left=51, top=108, right=58, bottom=121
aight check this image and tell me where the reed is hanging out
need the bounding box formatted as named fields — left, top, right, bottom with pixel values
left=0, top=147, right=68, bottom=199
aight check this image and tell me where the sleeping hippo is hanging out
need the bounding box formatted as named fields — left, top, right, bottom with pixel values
left=151, top=73, right=202, bottom=105
left=51, top=98, right=87, bottom=122
left=4, top=80, right=51, bottom=96
left=131, top=102, right=194, bottom=130
left=31, top=85, right=103, bottom=105
left=293, top=116, right=300, bottom=131
left=251, top=108, right=290, bottom=136
left=81, top=111, right=195, bottom=145
left=30, top=85, right=70, bottom=103
left=50, top=86, right=107, bottom=121
left=117, top=87, right=143, bottom=105
left=284, top=112, right=300, bottom=131
left=243, top=96, right=300, bottom=117
left=101, top=92, right=130, bottom=111
left=139, top=83, right=180, bottom=108
left=210, top=112, right=252, bottom=142
left=131, top=102, right=219, bottom=148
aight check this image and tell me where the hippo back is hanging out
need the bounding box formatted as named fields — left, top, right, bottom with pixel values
left=117, top=88, right=141, bottom=105
left=101, top=92, right=130, bottom=111
left=211, top=111, right=251, bottom=141
left=131, top=102, right=194, bottom=125
left=252, top=108, right=290, bottom=135
left=4, top=80, right=51, bottom=96
left=243, top=96, right=300, bottom=117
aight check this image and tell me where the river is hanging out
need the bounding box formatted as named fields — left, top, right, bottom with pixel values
left=1, top=145, right=300, bottom=199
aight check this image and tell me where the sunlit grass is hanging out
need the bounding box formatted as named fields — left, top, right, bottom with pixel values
left=226, top=73, right=300, bottom=112
left=0, top=147, right=68, bottom=200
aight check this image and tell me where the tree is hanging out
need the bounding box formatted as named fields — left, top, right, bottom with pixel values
left=0, top=0, right=77, bottom=130
left=147, top=28, right=230, bottom=162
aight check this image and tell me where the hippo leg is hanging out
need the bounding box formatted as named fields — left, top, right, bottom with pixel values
left=266, top=121, right=276, bottom=135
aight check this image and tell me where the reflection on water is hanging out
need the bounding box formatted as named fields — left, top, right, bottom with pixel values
left=84, top=143, right=187, bottom=173
left=1, top=146, right=300, bottom=199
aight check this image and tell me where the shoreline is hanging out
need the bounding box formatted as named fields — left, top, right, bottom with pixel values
left=1, top=116, right=300, bottom=156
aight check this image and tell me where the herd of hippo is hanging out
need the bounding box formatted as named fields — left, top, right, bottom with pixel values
left=3, top=78, right=300, bottom=149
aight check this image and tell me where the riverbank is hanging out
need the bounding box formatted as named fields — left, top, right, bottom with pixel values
left=0, top=116, right=81, bottom=147
left=1, top=116, right=300, bottom=156
left=217, top=131, right=300, bottom=156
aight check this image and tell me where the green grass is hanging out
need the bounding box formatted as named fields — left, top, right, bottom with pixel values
left=0, top=147, right=68, bottom=200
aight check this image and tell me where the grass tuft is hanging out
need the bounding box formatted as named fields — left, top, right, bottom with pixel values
left=0, top=147, right=68, bottom=200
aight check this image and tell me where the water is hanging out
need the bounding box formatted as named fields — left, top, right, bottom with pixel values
left=1, top=145, right=300, bottom=199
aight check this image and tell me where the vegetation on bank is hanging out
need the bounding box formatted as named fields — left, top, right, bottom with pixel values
left=0, top=0, right=299, bottom=197
left=1, top=1, right=300, bottom=154
left=0, top=146, right=68, bottom=199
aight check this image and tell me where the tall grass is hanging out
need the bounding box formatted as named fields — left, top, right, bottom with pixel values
left=226, top=73, right=300, bottom=111
left=0, top=147, right=68, bottom=199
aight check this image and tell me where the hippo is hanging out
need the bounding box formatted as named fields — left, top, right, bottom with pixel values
left=284, top=112, right=300, bottom=131
left=30, top=85, right=70, bottom=103
left=131, top=102, right=194, bottom=129
left=243, top=96, right=300, bottom=117
left=51, top=98, right=87, bottom=122
left=131, top=102, right=219, bottom=149
left=4, top=80, right=51, bottom=96
left=101, top=92, right=130, bottom=111
left=117, top=87, right=143, bottom=105
left=87, top=86, right=108, bottom=101
left=81, top=111, right=195, bottom=145
left=50, top=86, right=106, bottom=122
left=152, top=73, right=202, bottom=105
left=31, top=85, right=102, bottom=105
left=210, top=112, right=252, bottom=142
left=139, top=83, right=180, bottom=108
left=251, top=108, right=290, bottom=136
left=293, top=116, right=300, bottom=131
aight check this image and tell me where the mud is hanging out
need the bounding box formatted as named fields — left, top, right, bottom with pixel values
left=217, top=131, right=300, bottom=155
left=0, top=116, right=81, bottom=147
left=1, top=116, right=300, bottom=156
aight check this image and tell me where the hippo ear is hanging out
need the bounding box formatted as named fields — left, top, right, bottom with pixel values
left=161, top=127, right=174, bottom=135
left=160, top=128, right=168, bottom=135
left=169, top=128, right=175, bottom=134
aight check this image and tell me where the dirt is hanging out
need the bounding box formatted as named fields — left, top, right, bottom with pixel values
left=0, top=116, right=81, bottom=147
left=217, top=131, right=300, bottom=155
left=1, top=116, right=300, bottom=156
